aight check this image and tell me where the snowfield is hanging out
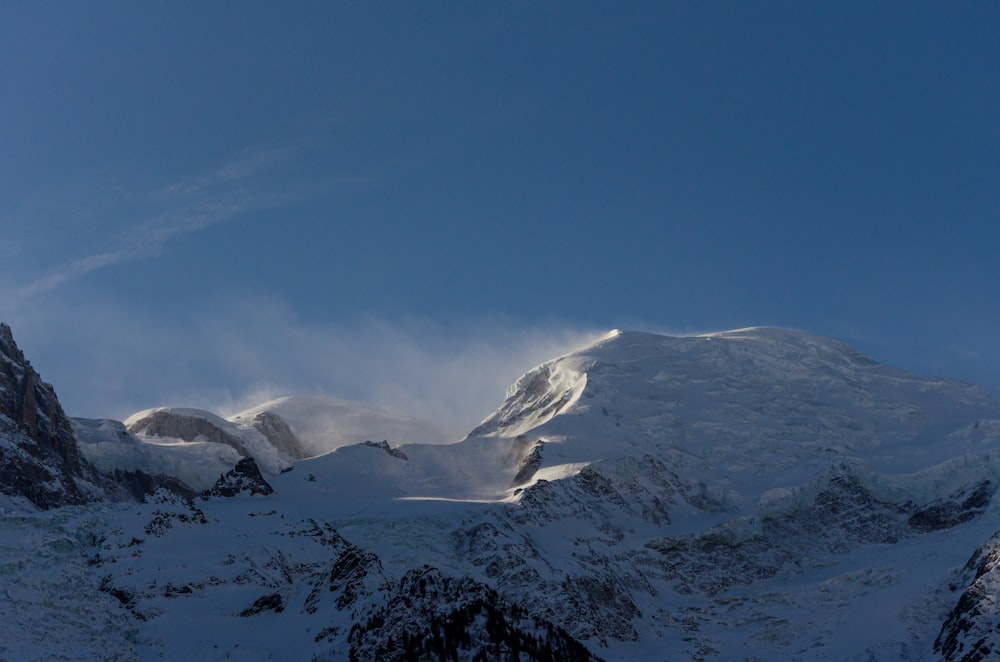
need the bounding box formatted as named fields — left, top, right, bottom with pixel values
left=4, top=326, right=1000, bottom=660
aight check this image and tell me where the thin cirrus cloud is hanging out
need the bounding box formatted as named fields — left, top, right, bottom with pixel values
left=4, top=145, right=327, bottom=307
left=16, top=204, right=240, bottom=301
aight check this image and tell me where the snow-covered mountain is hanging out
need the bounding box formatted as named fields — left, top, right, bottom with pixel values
left=4, top=324, right=1000, bottom=660
left=71, top=395, right=455, bottom=491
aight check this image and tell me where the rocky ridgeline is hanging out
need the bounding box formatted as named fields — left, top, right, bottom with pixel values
left=204, top=457, right=274, bottom=498
left=936, top=530, right=1000, bottom=662
left=0, top=322, right=100, bottom=508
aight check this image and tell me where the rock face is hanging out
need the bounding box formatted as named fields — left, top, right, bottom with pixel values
left=124, top=407, right=297, bottom=477
left=0, top=324, right=86, bottom=474
left=361, top=439, right=409, bottom=460
left=0, top=323, right=100, bottom=508
left=347, top=566, right=601, bottom=662
left=0, top=324, right=190, bottom=508
left=205, top=457, right=274, bottom=497
left=108, top=468, right=197, bottom=504
left=127, top=409, right=252, bottom=457
left=248, top=410, right=310, bottom=459
left=936, top=531, right=1000, bottom=661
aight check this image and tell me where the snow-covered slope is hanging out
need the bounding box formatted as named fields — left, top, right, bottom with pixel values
left=6, top=325, right=1000, bottom=661
left=124, top=406, right=295, bottom=479
left=75, top=396, right=456, bottom=491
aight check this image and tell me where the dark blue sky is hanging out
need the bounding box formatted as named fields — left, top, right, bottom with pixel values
left=2, top=2, right=998, bottom=425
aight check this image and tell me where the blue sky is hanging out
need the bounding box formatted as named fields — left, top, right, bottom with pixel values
left=2, top=2, right=998, bottom=430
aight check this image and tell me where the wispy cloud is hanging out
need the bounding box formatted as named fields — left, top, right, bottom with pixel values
left=17, top=251, right=124, bottom=300
left=5, top=145, right=332, bottom=305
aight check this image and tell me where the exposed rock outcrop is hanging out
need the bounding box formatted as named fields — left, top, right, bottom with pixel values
left=107, top=468, right=197, bottom=504
left=205, top=457, right=274, bottom=497
left=509, top=435, right=542, bottom=486
left=346, top=566, right=601, bottom=662
left=908, top=479, right=995, bottom=532
left=248, top=410, right=309, bottom=459
left=0, top=324, right=86, bottom=473
left=361, top=439, right=408, bottom=460
left=0, top=323, right=101, bottom=508
left=936, top=530, right=1000, bottom=661
left=127, top=409, right=251, bottom=456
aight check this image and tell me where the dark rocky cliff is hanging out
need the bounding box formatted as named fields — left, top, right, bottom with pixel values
left=0, top=322, right=99, bottom=508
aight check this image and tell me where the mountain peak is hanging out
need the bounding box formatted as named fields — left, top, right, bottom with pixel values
left=470, top=326, right=995, bottom=481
